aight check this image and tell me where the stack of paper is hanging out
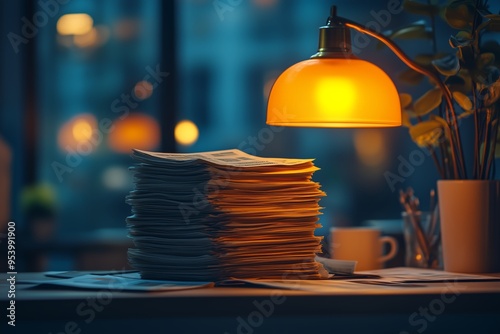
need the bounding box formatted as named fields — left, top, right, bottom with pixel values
left=126, top=149, right=327, bottom=281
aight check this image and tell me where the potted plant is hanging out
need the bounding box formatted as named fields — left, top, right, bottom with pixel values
left=389, top=0, right=500, bottom=272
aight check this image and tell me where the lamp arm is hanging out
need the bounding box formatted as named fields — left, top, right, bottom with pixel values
left=340, top=19, right=454, bottom=115
left=339, top=17, right=464, bottom=178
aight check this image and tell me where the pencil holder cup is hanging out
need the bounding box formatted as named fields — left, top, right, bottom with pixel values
left=402, top=211, right=442, bottom=269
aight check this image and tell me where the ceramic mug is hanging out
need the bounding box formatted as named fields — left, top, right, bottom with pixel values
left=330, top=227, right=398, bottom=271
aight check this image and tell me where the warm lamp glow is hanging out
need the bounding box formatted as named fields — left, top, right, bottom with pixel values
left=315, top=77, right=356, bottom=117
left=353, top=129, right=388, bottom=167
left=57, top=14, right=93, bottom=36
left=267, top=58, right=401, bottom=127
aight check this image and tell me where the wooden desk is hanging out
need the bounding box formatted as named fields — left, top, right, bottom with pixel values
left=2, top=271, right=500, bottom=334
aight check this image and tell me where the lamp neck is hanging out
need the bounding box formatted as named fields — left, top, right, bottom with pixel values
left=311, top=6, right=355, bottom=59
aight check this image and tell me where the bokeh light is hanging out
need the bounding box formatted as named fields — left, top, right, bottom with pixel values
left=175, top=120, right=199, bottom=146
left=108, top=113, right=160, bottom=153
left=114, top=19, right=140, bottom=40
left=72, top=119, right=93, bottom=142
left=58, top=113, right=98, bottom=152
left=102, top=166, right=131, bottom=190
left=73, top=27, right=99, bottom=47
left=133, top=81, right=154, bottom=100
left=57, top=14, right=94, bottom=36
left=253, top=0, right=279, bottom=7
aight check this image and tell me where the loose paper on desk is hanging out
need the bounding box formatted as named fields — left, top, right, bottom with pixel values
left=24, top=273, right=214, bottom=292
left=358, top=267, right=500, bottom=283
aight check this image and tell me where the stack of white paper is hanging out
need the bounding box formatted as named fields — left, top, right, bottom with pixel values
left=126, top=149, right=327, bottom=281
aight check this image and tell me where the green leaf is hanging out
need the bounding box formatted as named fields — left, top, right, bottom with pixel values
left=483, top=81, right=500, bottom=107
left=415, top=52, right=450, bottom=65
left=452, top=91, right=473, bottom=110
left=481, top=41, right=500, bottom=66
left=391, top=25, right=433, bottom=40
left=402, top=110, right=412, bottom=127
left=400, top=93, right=413, bottom=109
left=484, top=14, right=500, bottom=32
left=415, top=54, right=435, bottom=65
left=449, top=31, right=473, bottom=48
left=414, top=88, right=443, bottom=116
left=399, top=69, right=425, bottom=85
left=403, top=0, right=440, bottom=16
left=380, top=21, right=432, bottom=49
left=457, top=110, right=475, bottom=119
left=476, top=53, right=495, bottom=70
left=473, top=66, right=500, bottom=86
left=432, top=54, right=460, bottom=76
left=444, top=1, right=475, bottom=29
left=457, top=69, right=473, bottom=91
left=429, top=115, right=450, bottom=131
left=445, top=74, right=470, bottom=94
left=409, top=120, right=444, bottom=147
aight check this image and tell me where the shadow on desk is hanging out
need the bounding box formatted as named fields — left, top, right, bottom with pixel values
left=10, top=313, right=500, bottom=334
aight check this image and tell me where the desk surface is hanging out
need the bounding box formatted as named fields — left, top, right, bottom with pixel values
left=2, top=270, right=500, bottom=334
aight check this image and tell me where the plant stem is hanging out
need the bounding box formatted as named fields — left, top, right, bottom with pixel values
left=443, top=100, right=462, bottom=178
left=485, top=106, right=499, bottom=179
left=440, top=138, right=450, bottom=179
left=428, top=145, right=445, bottom=178
left=472, top=0, right=482, bottom=179
left=480, top=108, right=491, bottom=179
left=472, top=84, right=479, bottom=179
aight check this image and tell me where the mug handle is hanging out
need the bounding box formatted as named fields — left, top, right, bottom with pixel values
left=378, top=236, right=398, bottom=263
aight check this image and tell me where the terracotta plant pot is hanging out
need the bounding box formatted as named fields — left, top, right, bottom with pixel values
left=438, top=180, right=500, bottom=273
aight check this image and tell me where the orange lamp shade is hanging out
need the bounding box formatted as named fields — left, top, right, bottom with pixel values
left=267, top=58, right=401, bottom=127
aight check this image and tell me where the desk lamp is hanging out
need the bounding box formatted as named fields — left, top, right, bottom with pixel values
left=267, top=5, right=455, bottom=128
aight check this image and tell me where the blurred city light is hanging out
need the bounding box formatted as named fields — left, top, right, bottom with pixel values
left=57, top=13, right=94, bottom=36
left=175, top=120, right=199, bottom=146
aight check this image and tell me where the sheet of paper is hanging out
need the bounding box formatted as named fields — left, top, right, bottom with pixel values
left=315, top=256, right=357, bottom=275
left=24, top=273, right=214, bottom=291
left=357, top=267, right=500, bottom=282
left=134, top=149, right=314, bottom=167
